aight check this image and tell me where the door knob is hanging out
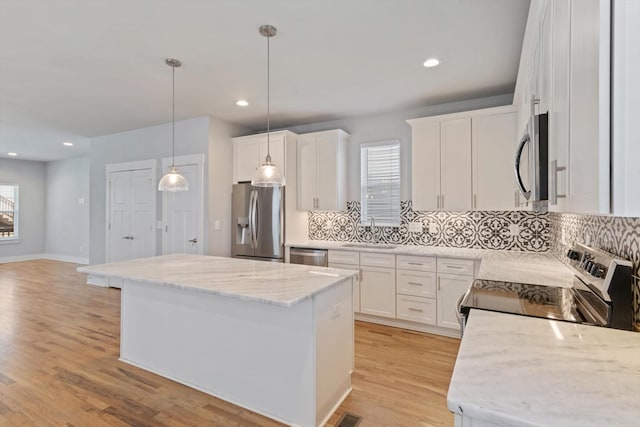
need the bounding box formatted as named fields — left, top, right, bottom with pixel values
left=188, top=238, right=198, bottom=244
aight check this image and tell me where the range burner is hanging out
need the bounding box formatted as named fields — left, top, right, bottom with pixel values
left=459, top=244, right=634, bottom=332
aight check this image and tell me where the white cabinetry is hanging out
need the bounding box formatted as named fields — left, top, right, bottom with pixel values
left=396, top=255, right=437, bottom=325
left=329, top=250, right=361, bottom=313
left=472, top=111, right=519, bottom=210
left=232, top=131, right=290, bottom=183
left=360, top=265, right=396, bottom=319
left=409, top=116, right=471, bottom=211
left=297, top=130, right=348, bottom=211
left=437, top=258, right=473, bottom=330
left=409, top=107, right=516, bottom=212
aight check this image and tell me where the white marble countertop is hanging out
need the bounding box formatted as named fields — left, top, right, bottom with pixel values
left=288, top=241, right=575, bottom=288
left=448, top=310, right=640, bottom=426
left=78, top=254, right=357, bottom=307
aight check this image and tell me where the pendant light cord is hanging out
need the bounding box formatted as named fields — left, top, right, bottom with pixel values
left=266, top=32, right=271, bottom=161
left=172, top=64, right=176, bottom=167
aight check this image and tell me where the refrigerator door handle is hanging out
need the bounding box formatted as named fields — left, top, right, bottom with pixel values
left=249, top=190, right=258, bottom=249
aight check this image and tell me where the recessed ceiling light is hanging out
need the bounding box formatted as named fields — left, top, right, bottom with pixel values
left=236, top=100, right=249, bottom=107
left=423, top=58, right=440, bottom=68
left=63, top=141, right=74, bottom=147
left=8, top=152, right=17, bottom=156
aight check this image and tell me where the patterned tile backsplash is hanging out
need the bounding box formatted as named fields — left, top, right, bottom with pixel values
left=549, top=212, right=640, bottom=327
left=308, top=201, right=549, bottom=252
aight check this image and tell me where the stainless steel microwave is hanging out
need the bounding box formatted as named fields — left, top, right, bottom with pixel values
left=515, top=112, right=548, bottom=210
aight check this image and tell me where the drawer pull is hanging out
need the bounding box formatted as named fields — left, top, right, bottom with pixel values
left=408, top=307, right=424, bottom=312
left=408, top=262, right=423, bottom=266
left=445, top=265, right=464, bottom=270
left=407, top=282, right=423, bottom=286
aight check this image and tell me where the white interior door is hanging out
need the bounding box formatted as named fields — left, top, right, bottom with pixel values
left=108, top=171, right=132, bottom=263
left=107, top=166, right=155, bottom=263
left=163, top=155, right=204, bottom=255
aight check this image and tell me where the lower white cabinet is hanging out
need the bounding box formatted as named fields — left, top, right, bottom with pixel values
left=330, top=262, right=361, bottom=313
left=437, top=273, right=473, bottom=329
left=396, top=295, right=436, bottom=325
left=360, top=265, right=396, bottom=319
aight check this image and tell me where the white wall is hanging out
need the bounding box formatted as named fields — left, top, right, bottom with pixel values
left=89, top=116, right=210, bottom=264
left=45, top=156, right=90, bottom=263
left=284, top=94, right=513, bottom=201
left=0, top=158, right=46, bottom=261
left=207, top=117, right=253, bottom=257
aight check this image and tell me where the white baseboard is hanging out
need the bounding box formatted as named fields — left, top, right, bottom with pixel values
left=42, top=253, right=89, bottom=265
left=0, top=253, right=46, bottom=264
left=0, top=253, right=89, bottom=265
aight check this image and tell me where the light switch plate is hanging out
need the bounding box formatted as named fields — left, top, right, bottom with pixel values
left=156, top=221, right=163, bottom=229
left=509, top=224, right=520, bottom=236
left=408, top=221, right=423, bottom=233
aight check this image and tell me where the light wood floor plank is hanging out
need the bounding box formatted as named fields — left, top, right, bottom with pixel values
left=0, top=260, right=459, bottom=426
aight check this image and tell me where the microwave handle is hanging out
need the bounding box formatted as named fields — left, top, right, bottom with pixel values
left=514, top=133, right=531, bottom=200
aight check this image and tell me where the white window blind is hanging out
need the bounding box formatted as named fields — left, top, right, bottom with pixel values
left=360, top=140, right=401, bottom=226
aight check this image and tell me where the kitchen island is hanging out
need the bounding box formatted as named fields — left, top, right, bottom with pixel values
left=78, top=254, right=357, bottom=427
left=448, top=310, right=640, bottom=427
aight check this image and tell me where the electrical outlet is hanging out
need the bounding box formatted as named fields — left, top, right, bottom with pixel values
left=214, top=220, right=221, bottom=231
left=156, top=221, right=163, bottom=229
left=509, top=224, right=520, bottom=236
left=429, top=223, right=438, bottom=234
left=408, top=221, right=423, bottom=233
left=332, top=303, right=341, bottom=319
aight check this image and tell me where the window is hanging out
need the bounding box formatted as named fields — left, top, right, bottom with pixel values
left=360, top=140, right=401, bottom=226
left=0, top=185, right=18, bottom=240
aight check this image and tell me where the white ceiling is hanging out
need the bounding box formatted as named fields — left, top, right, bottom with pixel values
left=0, top=0, right=530, bottom=162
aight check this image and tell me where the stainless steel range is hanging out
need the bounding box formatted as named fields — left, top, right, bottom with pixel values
left=459, top=244, right=634, bottom=332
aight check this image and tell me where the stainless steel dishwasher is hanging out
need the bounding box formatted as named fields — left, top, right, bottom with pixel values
left=289, top=247, right=328, bottom=267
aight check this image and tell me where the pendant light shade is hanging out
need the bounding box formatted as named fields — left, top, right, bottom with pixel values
left=159, top=58, right=189, bottom=192
left=252, top=25, right=285, bottom=188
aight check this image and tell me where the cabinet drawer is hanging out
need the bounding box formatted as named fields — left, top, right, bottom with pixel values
left=360, top=252, right=396, bottom=268
left=328, top=250, right=359, bottom=265
left=396, top=270, right=436, bottom=298
left=396, top=295, right=436, bottom=325
left=437, top=258, right=474, bottom=276
left=396, top=255, right=436, bottom=272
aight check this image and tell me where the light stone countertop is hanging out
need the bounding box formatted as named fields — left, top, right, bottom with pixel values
left=288, top=241, right=575, bottom=288
left=448, top=309, right=640, bottom=427
left=78, top=254, right=357, bottom=307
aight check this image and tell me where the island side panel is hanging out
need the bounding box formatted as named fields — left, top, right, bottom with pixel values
left=314, top=277, right=354, bottom=426
left=120, top=279, right=316, bottom=427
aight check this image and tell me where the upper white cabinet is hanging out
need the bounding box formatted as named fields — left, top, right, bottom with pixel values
left=297, top=130, right=348, bottom=211
left=472, top=111, right=519, bottom=211
left=515, top=0, right=612, bottom=215
left=409, top=106, right=517, bottom=212
left=408, top=117, right=472, bottom=211
left=232, top=131, right=291, bottom=183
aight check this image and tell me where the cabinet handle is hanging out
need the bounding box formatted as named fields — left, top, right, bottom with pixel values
left=515, top=190, right=519, bottom=208
left=407, top=262, right=423, bottom=266
left=445, top=265, right=464, bottom=270
left=359, top=268, right=363, bottom=282
left=407, top=282, right=423, bottom=286
left=408, top=307, right=424, bottom=313
left=549, top=159, right=567, bottom=205
left=438, top=276, right=441, bottom=291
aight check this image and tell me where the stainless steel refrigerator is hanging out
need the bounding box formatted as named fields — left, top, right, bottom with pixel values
left=231, top=183, right=284, bottom=261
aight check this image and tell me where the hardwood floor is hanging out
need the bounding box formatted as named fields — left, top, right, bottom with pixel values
left=0, top=260, right=460, bottom=426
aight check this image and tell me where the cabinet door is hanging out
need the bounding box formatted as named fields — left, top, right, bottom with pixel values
left=437, top=273, right=472, bottom=329
left=568, top=0, right=610, bottom=214
left=233, top=138, right=260, bottom=183
left=539, top=2, right=552, bottom=114
left=360, top=266, right=396, bottom=318
left=297, top=135, right=317, bottom=210
left=472, top=112, right=518, bottom=210
left=329, top=262, right=360, bottom=313
left=440, top=118, right=472, bottom=211
left=549, top=0, right=571, bottom=211
left=316, top=132, right=340, bottom=210
left=410, top=120, right=440, bottom=211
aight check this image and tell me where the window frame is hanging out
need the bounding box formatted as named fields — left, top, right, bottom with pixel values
left=0, top=184, right=19, bottom=243
left=360, top=140, right=401, bottom=227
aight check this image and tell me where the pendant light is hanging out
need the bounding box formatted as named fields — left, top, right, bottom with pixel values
left=252, top=25, right=285, bottom=187
left=158, top=58, right=189, bottom=192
